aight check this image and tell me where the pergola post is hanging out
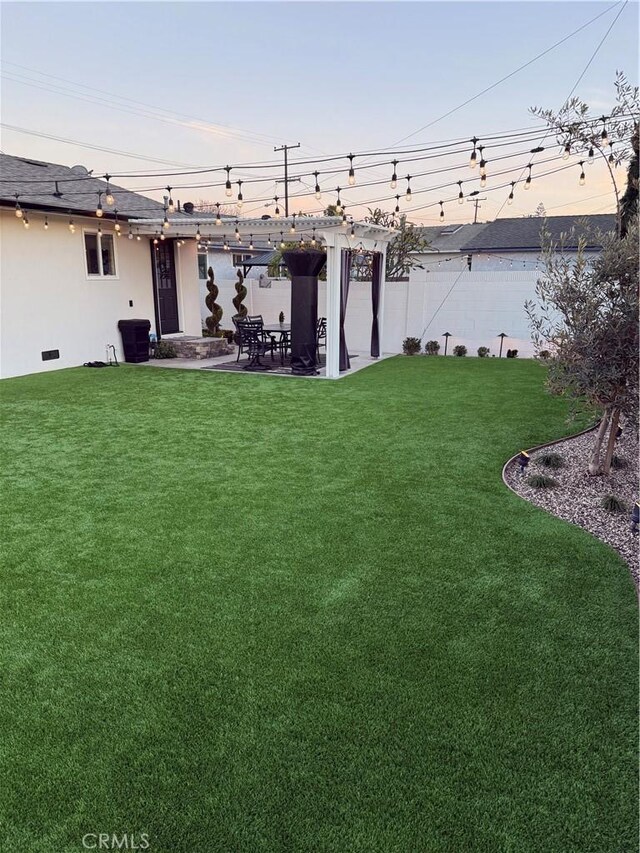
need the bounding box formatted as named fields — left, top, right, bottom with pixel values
left=377, top=245, right=388, bottom=358
left=324, top=234, right=341, bottom=379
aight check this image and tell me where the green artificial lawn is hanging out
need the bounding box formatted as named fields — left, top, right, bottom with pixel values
left=1, top=358, right=637, bottom=853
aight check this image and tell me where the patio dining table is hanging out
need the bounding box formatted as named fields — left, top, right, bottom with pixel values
left=264, top=323, right=291, bottom=364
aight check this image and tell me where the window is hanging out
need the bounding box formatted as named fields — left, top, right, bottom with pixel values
left=232, top=253, right=252, bottom=267
left=197, top=253, right=208, bottom=279
left=84, top=231, right=117, bottom=277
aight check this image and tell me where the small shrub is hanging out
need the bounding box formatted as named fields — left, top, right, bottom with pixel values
left=506, top=349, right=519, bottom=358
left=424, top=340, right=440, bottom=355
left=601, top=494, right=627, bottom=513
left=156, top=341, right=177, bottom=359
left=526, top=474, right=558, bottom=489
left=477, top=346, right=490, bottom=358
left=453, top=345, right=467, bottom=357
left=536, top=350, right=551, bottom=360
left=402, top=337, right=422, bottom=355
left=537, top=451, right=564, bottom=470
left=610, top=454, right=629, bottom=470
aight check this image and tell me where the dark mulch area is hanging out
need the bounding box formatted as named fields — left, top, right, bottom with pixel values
left=505, top=427, right=639, bottom=582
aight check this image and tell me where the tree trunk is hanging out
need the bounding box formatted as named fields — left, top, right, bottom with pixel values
left=588, top=410, right=611, bottom=475
left=601, top=407, right=620, bottom=475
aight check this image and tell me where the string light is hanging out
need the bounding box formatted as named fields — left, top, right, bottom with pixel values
left=237, top=180, right=244, bottom=210
left=342, top=209, right=348, bottom=225
left=215, top=202, right=222, bottom=226
left=457, top=181, right=464, bottom=204
left=289, top=214, right=296, bottom=234
left=523, top=164, right=532, bottom=190
left=311, top=228, right=317, bottom=246
left=23, top=213, right=30, bottom=229
left=223, top=235, right=229, bottom=250
left=578, top=161, right=586, bottom=185
left=43, top=216, right=49, bottom=230
left=14, top=194, right=23, bottom=218
left=196, top=224, right=201, bottom=240
left=225, top=166, right=232, bottom=196
left=136, top=232, right=141, bottom=241
left=348, top=153, right=356, bottom=186
left=153, top=234, right=159, bottom=245
left=267, top=233, right=272, bottom=247
left=350, top=223, right=355, bottom=238
left=480, top=173, right=487, bottom=189
left=608, top=146, right=615, bottom=165
left=68, top=218, right=75, bottom=233
left=114, top=210, right=121, bottom=232
left=299, top=236, right=305, bottom=248
left=166, top=186, right=175, bottom=213
left=280, top=232, right=285, bottom=249
left=600, top=116, right=609, bottom=147
left=405, top=175, right=412, bottom=202
left=97, top=225, right=102, bottom=237
left=478, top=146, right=487, bottom=176
left=128, top=227, right=133, bottom=240
left=313, top=171, right=321, bottom=200
left=394, top=195, right=400, bottom=214
left=390, top=159, right=398, bottom=189
left=249, top=234, right=254, bottom=250
left=274, top=196, right=281, bottom=217
left=469, top=136, right=479, bottom=168
left=160, top=231, right=165, bottom=241
left=335, top=187, right=342, bottom=213
left=95, top=192, right=104, bottom=217
left=104, top=175, right=114, bottom=206
left=562, top=142, right=571, bottom=160
left=439, top=201, right=444, bottom=220
left=587, top=145, right=595, bottom=165
left=507, top=181, right=515, bottom=205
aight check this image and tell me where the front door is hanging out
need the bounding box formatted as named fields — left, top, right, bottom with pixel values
left=151, top=240, right=180, bottom=334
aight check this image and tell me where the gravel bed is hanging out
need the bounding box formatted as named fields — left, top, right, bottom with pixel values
left=504, top=427, right=639, bottom=584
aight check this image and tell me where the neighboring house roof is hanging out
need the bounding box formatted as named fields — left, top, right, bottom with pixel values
left=237, top=250, right=279, bottom=267
left=0, top=153, right=184, bottom=220
left=416, top=214, right=616, bottom=254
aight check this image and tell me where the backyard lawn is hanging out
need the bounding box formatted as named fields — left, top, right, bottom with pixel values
left=1, top=357, right=637, bottom=853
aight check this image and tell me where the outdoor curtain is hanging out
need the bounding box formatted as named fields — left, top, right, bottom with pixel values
left=339, top=250, right=352, bottom=372
left=371, top=253, right=383, bottom=358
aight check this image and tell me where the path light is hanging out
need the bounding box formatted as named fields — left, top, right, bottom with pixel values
left=498, top=332, right=507, bottom=358
left=632, top=502, right=639, bottom=534
left=518, top=451, right=530, bottom=474
left=443, top=332, right=452, bottom=356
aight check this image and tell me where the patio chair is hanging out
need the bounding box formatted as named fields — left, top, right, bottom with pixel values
left=236, top=319, right=274, bottom=370
left=316, top=317, right=327, bottom=358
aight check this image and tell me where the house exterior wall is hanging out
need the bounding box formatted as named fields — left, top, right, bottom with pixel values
left=0, top=211, right=200, bottom=378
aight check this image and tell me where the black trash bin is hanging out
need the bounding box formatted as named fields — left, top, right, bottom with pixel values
left=118, top=319, right=151, bottom=363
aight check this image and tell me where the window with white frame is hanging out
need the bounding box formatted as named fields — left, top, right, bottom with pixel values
left=84, top=231, right=117, bottom=277
left=232, top=253, right=252, bottom=267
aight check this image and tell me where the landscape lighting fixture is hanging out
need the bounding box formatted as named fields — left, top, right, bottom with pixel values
left=578, top=162, right=586, bottom=185
left=405, top=176, right=412, bottom=202
left=314, top=171, right=321, bottom=200
left=390, top=159, right=398, bottom=189
left=442, top=332, right=452, bottom=356
left=348, top=154, right=356, bottom=186
left=225, top=166, right=232, bottom=196
left=14, top=194, right=23, bottom=218
left=457, top=181, right=464, bottom=204
left=517, top=451, right=530, bottom=474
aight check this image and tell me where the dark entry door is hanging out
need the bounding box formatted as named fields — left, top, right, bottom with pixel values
left=152, top=240, right=180, bottom=334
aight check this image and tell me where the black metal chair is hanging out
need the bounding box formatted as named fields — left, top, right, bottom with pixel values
left=236, top=319, right=273, bottom=371
left=316, top=317, right=327, bottom=358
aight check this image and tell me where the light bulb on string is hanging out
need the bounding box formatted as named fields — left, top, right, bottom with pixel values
left=223, top=236, right=229, bottom=251
left=69, top=218, right=75, bottom=233
left=274, top=196, right=281, bottom=217
left=478, top=146, right=486, bottom=177
left=234, top=221, right=240, bottom=241
left=98, top=225, right=102, bottom=237
left=480, top=173, right=487, bottom=188
left=523, top=164, right=532, bottom=190
left=587, top=145, right=595, bottom=165
left=578, top=161, right=586, bottom=186
left=439, top=201, right=444, bottom=221
left=350, top=224, right=355, bottom=238
left=136, top=233, right=141, bottom=241
left=237, top=180, right=244, bottom=210
left=347, top=153, right=356, bottom=186
left=390, top=159, right=398, bottom=189
left=290, top=214, right=296, bottom=234
left=196, top=224, right=201, bottom=240
left=299, top=236, right=305, bottom=248
left=335, top=187, right=342, bottom=214
left=394, top=195, right=401, bottom=214
left=457, top=181, right=464, bottom=204
left=469, top=136, right=479, bottom=168
left=225, top=166, right=232, bottom=196
left=23, top=213, right=30, bottom=229
left=166, top=187, right=175, bottom=213
left=267, top=233, right=272, bottom=247
left=249, top=234, right=254, bottom=250
left=14, top=195, right=23, bottom=218
left=342, top=209, right=348, bottom=225
left=600, top=117, right=609, bottom=147
left=96, top=192, right=104, bottom=217
left=405, top=176, right=412, bottom=202
left=114, top=210, right=121, bottom=232
left=215, top=203, right=222, bottom=226
left=44, top=216, right=49, bottom=230
left=562, top=142, right=571, bottom=160
left=128, top=227, right=133, bottom=240
left=311, top=228, right=317, bottom=247
left=507, top=182, right=515, bottom=205
left=313, top=171, right=321, bottom=200
left=160, top=231, right=165, bottom=241
left=104, top=176, right=114, bottom=206
left=608, top=147, right=615, bottom=165
left=280, top=232, right=285, bottom=249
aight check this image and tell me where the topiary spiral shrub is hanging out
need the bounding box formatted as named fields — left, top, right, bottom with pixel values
left=402, top=337, right=422, bottom=355
left=526, top=474, right=558, bottom=489
left=477, top=346, right=490, bottom=358
left=205, top=267, right=223, bottom=336
left=453, top=345, right=467, bottom=357
left=232, top=269, right=248, bottom=319
left=424, top=340, right=440, bottom=355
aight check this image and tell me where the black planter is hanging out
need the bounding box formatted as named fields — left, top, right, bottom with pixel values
left=282, top=250, right=326, bottom=376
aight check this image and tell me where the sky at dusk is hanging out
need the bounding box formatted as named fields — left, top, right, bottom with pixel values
left=1, top=1, right=638, bottom=224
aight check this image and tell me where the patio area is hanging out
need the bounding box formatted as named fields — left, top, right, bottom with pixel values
left=1, top=357, right=636, bottom=851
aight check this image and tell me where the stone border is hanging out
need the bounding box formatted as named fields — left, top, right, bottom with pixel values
left=501, top=422, right=599, bottom=488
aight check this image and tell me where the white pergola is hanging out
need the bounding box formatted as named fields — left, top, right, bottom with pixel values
left=131, top=215, right=395, bottom=378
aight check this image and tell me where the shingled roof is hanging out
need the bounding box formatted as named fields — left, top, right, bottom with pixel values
left=0, top=153, right=173, bottom=219
left=461, top=214, right=617, bottom=251
left=417, top=222, right=490, bottom=252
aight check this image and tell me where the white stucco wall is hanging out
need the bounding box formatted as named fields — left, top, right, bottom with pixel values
left=0, top=211, right=201, bottom=378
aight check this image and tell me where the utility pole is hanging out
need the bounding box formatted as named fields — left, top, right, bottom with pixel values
left=466, top=196, right=487, bottom=224
left=274, top=143, right=301, bottom=217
